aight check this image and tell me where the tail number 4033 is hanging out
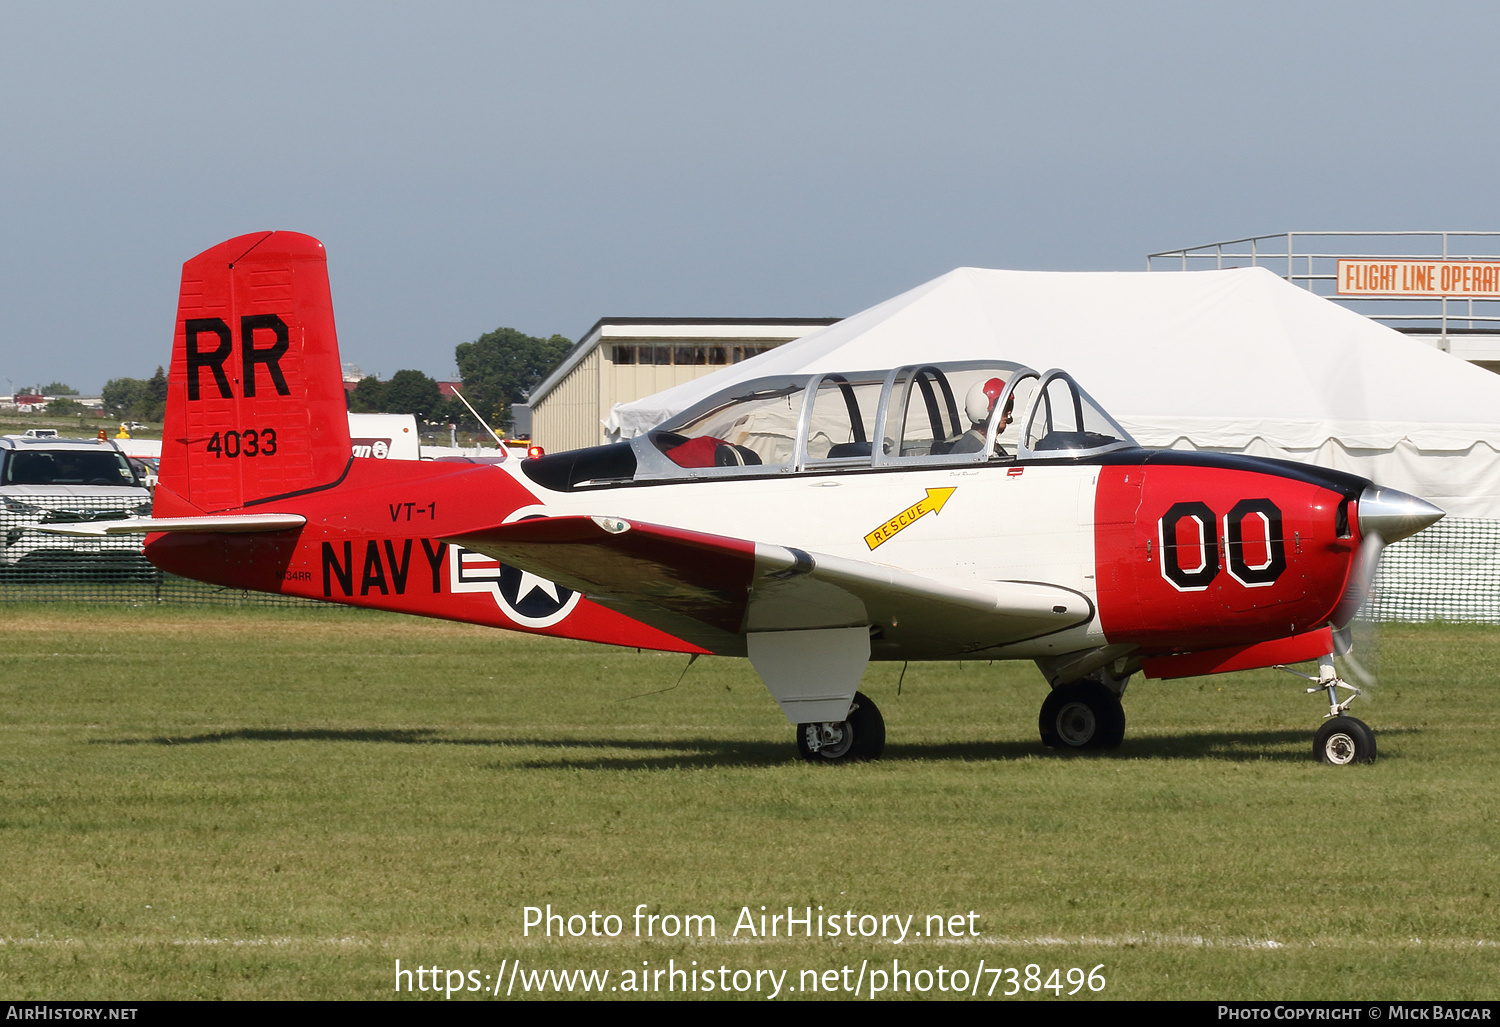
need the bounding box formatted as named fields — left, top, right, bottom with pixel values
left=1158, top=499, right=1287, bottom=592
left=206, top=428, right=278, bottom=458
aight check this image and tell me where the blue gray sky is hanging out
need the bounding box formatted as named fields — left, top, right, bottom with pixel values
left=2, top=1, right=1497, bottom=392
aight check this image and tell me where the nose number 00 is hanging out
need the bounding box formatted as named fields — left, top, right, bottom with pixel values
left=1158, top=498, right=1286, bottom=592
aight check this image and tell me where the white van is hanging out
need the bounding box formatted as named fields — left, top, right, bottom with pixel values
left=347, top=413, right=421, bottom=460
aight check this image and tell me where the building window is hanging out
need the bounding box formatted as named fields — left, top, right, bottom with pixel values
left=611, top=342, right=774, bottom=366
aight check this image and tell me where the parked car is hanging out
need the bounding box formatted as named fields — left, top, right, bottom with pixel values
left=126, top=455, right=159, bottom=488
left=0, top=435, right=152, bottom=574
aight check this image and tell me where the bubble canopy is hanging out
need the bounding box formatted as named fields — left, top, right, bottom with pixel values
left=629, top=361, right=1138, bottom=481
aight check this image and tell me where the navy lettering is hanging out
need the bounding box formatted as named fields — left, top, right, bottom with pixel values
left=322, top=541, right=353, bottom=597
left=383, top=539, right=413, bottom=594
left=360, top=540, right=388, bottom=595
left=421, top=538, right=447, bottom=592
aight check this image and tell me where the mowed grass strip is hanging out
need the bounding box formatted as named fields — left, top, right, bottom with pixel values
left=0, top=605, right=1496, bottom=1000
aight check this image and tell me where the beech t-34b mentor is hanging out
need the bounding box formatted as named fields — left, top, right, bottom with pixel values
left=46, top=232, right=1444, bottom=765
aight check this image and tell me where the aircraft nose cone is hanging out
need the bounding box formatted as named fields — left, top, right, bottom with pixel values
left=1357, top=486, right=1444, bottom=543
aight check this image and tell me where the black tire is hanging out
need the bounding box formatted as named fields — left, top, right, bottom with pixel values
left=796, top=691, right=885, bottom=763
left=1314, top=716, right=1376, bottom=765
left=1038, top=681, right=1126, bottom=751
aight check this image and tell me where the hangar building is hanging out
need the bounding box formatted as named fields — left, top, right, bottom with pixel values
left=525, top=317, right=839, bottom=451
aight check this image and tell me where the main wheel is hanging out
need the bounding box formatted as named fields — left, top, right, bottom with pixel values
left=1314, top=716, right=1376, bottom=765
left=1038, top=681, right=1125, bottom=750
left=796, top=691, right=885, bottom=763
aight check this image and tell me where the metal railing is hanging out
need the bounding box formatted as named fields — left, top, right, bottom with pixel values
left=1147, top=231, right=1500, bottom=343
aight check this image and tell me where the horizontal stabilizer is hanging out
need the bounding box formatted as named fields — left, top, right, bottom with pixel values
left=452, top=515, right=1091, bottom=657
left=35, top=513, right=306, bottom=537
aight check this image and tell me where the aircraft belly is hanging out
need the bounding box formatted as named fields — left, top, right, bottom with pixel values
left=745, top=574, right=867, bottom=632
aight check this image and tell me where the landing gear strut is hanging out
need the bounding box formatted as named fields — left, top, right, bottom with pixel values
left=1277, top=654, right=1377, bottom=765
left=796, top=691, right=885, bottom=763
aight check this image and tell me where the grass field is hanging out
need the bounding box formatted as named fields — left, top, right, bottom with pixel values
left=1, top=605, right=1496, bottom=1001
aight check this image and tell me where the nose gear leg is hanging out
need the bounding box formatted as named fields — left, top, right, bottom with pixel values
left=1278, top=653, right=1362, bottom=718
left=1275, top=652, right=1376, bottom=764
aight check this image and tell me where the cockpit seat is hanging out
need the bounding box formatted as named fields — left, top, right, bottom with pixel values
left=1033, top=430, right=1118, bottom=452
left=662, top=435, right=725, bottom=468
left=714, top=444, right=762, bottom=466
left=825, top=441, right=872, bottom=459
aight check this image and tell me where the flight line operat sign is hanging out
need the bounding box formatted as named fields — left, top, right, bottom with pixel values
left=1337, top=258, right=1500, bottom=297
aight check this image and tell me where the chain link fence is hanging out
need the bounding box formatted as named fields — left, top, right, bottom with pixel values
left=0, top=493, right=320, bottom=607
left=1368, top=517, right=1500, bottom=623
left=3, top=493, right=1494, bottom=620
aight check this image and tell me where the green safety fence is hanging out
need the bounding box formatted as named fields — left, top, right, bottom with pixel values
left=1367, top=517, right=1500, bottom=624
left=0, top=492, right=321, bottom=607
left=3, top=493, right=1491, bottom=621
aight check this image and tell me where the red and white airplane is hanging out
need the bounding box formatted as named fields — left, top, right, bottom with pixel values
left=49, top=232, right=1444, bottom=765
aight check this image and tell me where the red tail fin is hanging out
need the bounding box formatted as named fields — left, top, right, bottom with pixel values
left=157, top=232, right=352, bottom=513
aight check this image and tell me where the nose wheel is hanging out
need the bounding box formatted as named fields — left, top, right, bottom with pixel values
left=1314, top=716, right=1376, bottom=765
left=1277, top=654, right=1378, bottom=765
left=796, top=691, right=885, bottom=763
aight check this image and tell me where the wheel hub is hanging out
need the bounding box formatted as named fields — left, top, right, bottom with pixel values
left=805, top=721, right=853, bottom=759
left=1321, top=730, right=1358, bottom=765
left=1055, top=702, right=1096, bottom=746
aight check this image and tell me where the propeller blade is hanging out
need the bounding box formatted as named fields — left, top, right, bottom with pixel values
left=1333, top=531, right=1384, bottom=702
left=1332, top=530, right=1384, bottom=630
left=1332, top=622, right=1353, bottom=656
left=1341, top=647, right=1379, bottom=693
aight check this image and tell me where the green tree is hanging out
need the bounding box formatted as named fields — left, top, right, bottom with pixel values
left=454, top=327, right=572, bottom=425
left=42, top=382, right=78, bottom=396
left=435, top=395, right=478, bottom=429
left=146, top=366, right=168, bottom=407
left=100, top=376, right=166, bottom=422
left=346, top=376, right=388, bottom=413
left=101, top=378, right=149, bottom=419
left=380, top=370, right=443, bottom=419
left=45, top=397, right=85, bottom=416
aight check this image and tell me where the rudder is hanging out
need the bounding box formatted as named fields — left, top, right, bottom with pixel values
left=157, top=232, right=352, bottom=513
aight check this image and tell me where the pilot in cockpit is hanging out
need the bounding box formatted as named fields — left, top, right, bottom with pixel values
left=950, top=378, right=1013, bottom=456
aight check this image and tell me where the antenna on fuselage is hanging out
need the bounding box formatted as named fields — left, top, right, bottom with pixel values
left=612, top=653, right=701, bottom=703
left=449, top=385, right=507, bottom=450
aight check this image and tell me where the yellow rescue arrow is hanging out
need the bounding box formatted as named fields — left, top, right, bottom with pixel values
left=863, top=487, right=956, bottom=550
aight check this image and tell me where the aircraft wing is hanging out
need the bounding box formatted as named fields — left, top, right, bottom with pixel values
left=450, top=515, right=1091, bottom=658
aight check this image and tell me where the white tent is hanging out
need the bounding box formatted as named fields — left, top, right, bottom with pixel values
left=608, top=266, right=1500, bottom=518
